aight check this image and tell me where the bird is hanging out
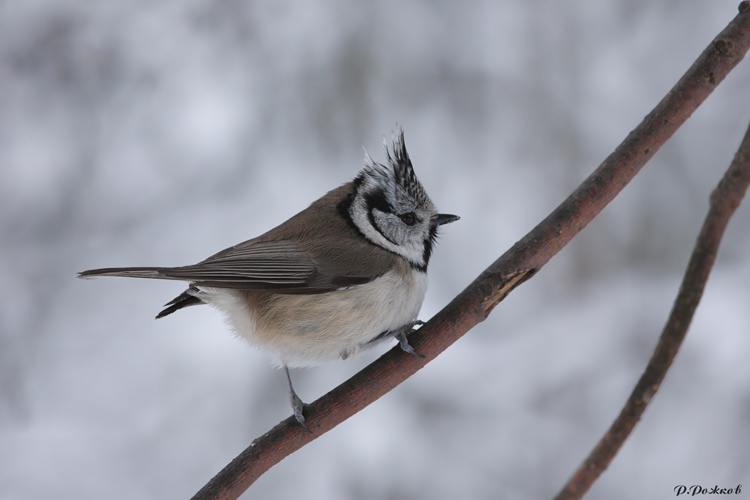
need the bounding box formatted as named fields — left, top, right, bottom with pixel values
left=78, top=128, right=459, bottom=430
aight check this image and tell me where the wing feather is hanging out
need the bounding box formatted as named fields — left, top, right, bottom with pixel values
left=159, top=240, right=373, bottom=293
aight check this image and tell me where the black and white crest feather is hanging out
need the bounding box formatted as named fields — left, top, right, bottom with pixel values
left=360, top=129, right=432, bottom=211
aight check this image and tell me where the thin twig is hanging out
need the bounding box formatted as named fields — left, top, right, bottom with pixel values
left=192, top=4, right=750, bottom=500
left=552, top=120, right=750, bottom=500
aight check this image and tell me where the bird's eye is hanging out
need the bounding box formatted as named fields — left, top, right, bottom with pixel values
left=400, top=212, right=417, bottom=226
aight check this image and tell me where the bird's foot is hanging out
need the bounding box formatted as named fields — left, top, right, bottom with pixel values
left=285, top=365, right=311, bottom=433
left=290, top=391, right=311, bottom=433
left=395, top=320, right=425, bottom=359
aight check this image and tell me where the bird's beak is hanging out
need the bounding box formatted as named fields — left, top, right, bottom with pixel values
left=431, top=213, right=460, bottom=226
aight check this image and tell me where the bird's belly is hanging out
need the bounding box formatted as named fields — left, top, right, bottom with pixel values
left=198, top=269, right=428, bottom=367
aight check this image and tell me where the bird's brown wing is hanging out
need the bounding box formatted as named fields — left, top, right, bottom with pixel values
left=158, top=239, right=375, bottom=293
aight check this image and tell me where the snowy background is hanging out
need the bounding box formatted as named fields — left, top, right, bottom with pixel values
left=2, top=1, right=750, bottom=499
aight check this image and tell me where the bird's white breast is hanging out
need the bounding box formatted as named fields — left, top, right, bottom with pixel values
left=197, top=268, right=428, bottom=367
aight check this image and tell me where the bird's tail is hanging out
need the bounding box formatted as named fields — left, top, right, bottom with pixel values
left=77, top=267, right=170, bottom=280
left=78, top=268, right=206, bottom=318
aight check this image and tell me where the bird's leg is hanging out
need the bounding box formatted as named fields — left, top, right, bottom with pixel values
left=394, top=320, right=425, bottom=359
left=284, top=365, right=311, bottom=432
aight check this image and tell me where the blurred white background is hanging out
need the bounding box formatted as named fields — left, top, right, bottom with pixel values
left=1, top=1, right=749, bottom=499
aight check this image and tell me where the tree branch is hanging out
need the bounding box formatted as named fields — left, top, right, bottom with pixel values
left=552, top=117, right=750, bottom=500
left=192, top=3, right=750, bottom=499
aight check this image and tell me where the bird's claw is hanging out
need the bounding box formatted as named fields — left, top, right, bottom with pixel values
left=396, top=320, right=426, bottom=358
left=290, top=392, right=311, bottom=433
